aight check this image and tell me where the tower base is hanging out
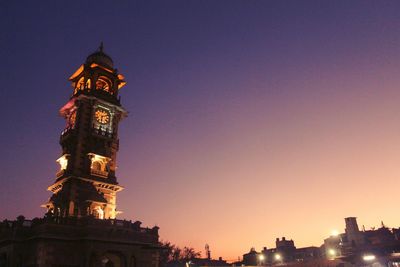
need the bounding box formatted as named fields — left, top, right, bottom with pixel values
left=0, top=216, right=160, bottom=267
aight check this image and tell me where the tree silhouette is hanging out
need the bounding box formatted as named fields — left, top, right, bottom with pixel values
left=159, top=241, right=201, bottom=266
left=182, top=246, right=201, bottom=261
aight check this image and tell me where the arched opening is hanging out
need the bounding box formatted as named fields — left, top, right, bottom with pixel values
left=73, top=76, right=85, bottom=94
left=86, top=78, right=92, bottom=89
left=89, top=153, right=111, bottom=178
left=101, top=252, right=125, bottom=267
left=92, top=160, right=102, bottom=171
left=93, top=206, right=104, bottom=219
left=96, top=76, right=113, bottom=93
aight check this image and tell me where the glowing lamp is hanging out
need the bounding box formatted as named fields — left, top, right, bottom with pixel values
left=56, top=154, right=69, bottom=170
left=328, top=249, right=336, bottom=256
left=363, top=255, right=376, bottom=262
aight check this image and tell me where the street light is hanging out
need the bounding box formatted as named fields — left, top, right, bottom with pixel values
left=258, top=254, right=265, bottom=266
left=331, top=230, right=339, bottom=237
left=328, top=249, right=336, bottom=257
left=363, top=254, right=376, bottom=262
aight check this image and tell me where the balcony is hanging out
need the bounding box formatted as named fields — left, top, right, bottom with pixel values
left=93, top=126, right=113, bottom=138
left=56, top=169, right=65, bottom=178
left=91, top=169, right=108, bottom=178
left=61, top=126, right=75, bottom=136
left=60, top=127, right=75, bottom=143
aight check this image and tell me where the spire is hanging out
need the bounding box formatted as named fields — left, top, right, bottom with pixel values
left=99, top=42, right=104, bottom=53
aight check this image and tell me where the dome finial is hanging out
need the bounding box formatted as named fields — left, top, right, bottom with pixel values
left=86, top=42, right=114, bottom=69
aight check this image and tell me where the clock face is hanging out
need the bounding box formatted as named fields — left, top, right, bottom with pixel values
left=95, top=108, right=111, bottom=124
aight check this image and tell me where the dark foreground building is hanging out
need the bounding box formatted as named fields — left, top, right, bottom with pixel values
left=0, top=45, right=160, bottom=267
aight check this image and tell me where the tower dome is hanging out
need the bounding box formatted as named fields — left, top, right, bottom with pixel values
left=85, top=42, right=114, bottom=69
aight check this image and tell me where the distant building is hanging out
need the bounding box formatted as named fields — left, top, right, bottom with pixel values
left=186, top=244, right=228, bottom=267
left=191, top=257, right=229, bottom=266
left=338, top=217, right=400, bottom=266
left=276, top=237, right=296, bottom=262
left=294, top=246, right=321, bottom=262
left=393, top=228, right=400, bottom=240
left=323, top=233, right=343, bottom=258
left=364, top=223, right=396, bottom=246
left=243, top=247, right=259, bottom=266
left=341, top=217, right=366, bottom=254
left=238, top=217, right=400, bottom=266
left=165, top=257, right=229, bottom=267
left=242, top=238, right=320, bottom=266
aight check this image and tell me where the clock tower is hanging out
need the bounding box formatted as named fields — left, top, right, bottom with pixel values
left=1, top=45, right=160, bottom=267
left=44, top=44, right=128, bottom=220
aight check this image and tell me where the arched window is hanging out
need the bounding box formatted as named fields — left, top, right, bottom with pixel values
left=96, top=76, right=112, bottom=93
left=86, top=79, right=91, bottom=89
left=77, top=77, right=85, bottom=89
left=88, top=153, right=111, bottom=178
left=74, top=77, right=85, bottom=95
left=56, top=154, right=69, bottom=171
left=94, top=206, right=104, bottom=219
left=92, top=161, right=102, bottom=171
left=101, top=253, right=123, bottom=267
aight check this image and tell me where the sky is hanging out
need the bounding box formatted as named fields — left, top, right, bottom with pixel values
left=1, top=0, right=400, bottom=261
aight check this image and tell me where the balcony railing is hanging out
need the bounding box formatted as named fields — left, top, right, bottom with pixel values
left=91, top=169, right=108, bottom=178
left=93, top=126, right=114, bottom=138
left=56, top=169, right=65, bottom=178
left=61, top=126, right=74, bottom=136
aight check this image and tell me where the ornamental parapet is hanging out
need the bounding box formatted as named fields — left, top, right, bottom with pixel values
left=0, top=217, right=159, bottom=245
left=91, top=168, right=108, bottom=178
left=61, top=126, right=75, bottom=136
left=59, top=126, right=76, bottom=143
left=56, top=169, right=65, bottom=178
left=92, top=126, right=114, bottom=138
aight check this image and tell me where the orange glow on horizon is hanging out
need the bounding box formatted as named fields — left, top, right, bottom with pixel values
left=116, top=65, right=400, bottom=261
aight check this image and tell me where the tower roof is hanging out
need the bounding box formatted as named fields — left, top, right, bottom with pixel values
left=86, top=42, right=114, bottom=69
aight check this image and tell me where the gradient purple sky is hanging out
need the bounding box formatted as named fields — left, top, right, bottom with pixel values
left=1, top=0, right=400, bottom=261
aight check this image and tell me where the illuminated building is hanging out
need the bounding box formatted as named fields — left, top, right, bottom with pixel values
left=44, top=43, right=127, bottom=220
left=242, top=238, right=322, bottom=266
left=332, top=218, right=400, bottom=266
left=0, top=45, right=160, bottom=267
